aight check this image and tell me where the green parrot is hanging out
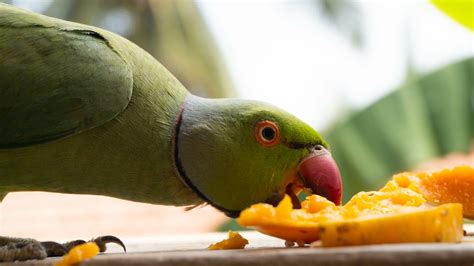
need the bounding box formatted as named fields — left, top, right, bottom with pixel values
left=0, top=3, right=342, bottom=261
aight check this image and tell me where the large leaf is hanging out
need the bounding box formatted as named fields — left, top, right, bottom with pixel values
left=326, top=58, right=474, bottom=201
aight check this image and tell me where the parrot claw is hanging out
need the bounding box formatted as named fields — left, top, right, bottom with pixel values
left=90, top=235, right=127, bottom=253
left=40, top=235, right=126, bottom=258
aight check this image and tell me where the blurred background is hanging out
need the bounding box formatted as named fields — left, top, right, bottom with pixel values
left=0, top=0, right=472, bottom=240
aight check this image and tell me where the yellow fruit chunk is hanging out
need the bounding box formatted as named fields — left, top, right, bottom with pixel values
left=54, top=242, right=100, bottom=266
left=320, top=203, right=463, bottom=247
left=238, top=166, right=470, bottom=245
left=208, top=231, right=249, bottom=250
left=238, top=195, right=338, bottom=243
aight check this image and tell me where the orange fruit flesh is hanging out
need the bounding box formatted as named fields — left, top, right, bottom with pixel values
left=54, top=242, right=100, bottom=266
left=394, top=165, right=474, bottom=219
left=208, top=231, right=249, bottom=250
left=237, top=166, right=472, bottom=245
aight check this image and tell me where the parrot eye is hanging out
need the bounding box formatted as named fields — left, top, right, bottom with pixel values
left=255, top=120, right=280, bottom=147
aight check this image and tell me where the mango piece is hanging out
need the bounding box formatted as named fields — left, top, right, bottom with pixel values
left=54, top=242, right=100, bottom=266
left=319, top=203, right=463, bottom=247
left=239, top=195, right=339, bottom=243
left=237, top=166, right=471, bottom=245
left=208, top=231, right=249, bottom=250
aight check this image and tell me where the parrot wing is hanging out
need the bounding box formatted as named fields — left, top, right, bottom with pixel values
left=0, top=4, right=133, bottom=148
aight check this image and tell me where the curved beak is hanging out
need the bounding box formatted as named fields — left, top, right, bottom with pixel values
left=297, top=146, right=343, bottom=205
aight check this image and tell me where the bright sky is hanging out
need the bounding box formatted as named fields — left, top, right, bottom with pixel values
left=199, top=0, right=473, bottom=130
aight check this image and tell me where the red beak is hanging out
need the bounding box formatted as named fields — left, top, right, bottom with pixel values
left=297, top=146, right=343, bottom=205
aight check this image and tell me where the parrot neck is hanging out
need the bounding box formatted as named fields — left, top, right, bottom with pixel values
left=173, top=95, right=241, bottom=217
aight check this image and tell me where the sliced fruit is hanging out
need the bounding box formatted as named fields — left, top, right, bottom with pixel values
left=238, top=195, right=329, bottom=243
left=237, top=166, right=469, bottom=245
left=319, top=203, right=463, bottom=247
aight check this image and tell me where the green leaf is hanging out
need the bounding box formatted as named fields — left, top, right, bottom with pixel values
left=326, top=57, right=474, bottom=200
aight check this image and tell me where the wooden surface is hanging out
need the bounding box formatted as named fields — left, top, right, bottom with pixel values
left=5, top=226, right=474, bottom=266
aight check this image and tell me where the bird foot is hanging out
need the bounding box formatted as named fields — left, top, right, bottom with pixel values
left=63, top=235, right=126, bottom=253
left=0, top=235, right=125, bottom=262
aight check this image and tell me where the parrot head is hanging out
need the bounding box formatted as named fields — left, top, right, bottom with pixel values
left=175, top=95, right=342, bottom=217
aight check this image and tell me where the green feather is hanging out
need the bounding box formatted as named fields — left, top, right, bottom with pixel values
left=0, top=3, right=198, bottom=205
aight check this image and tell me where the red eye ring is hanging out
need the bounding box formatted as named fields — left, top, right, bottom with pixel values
left=255, top=120, right=280, bottom=147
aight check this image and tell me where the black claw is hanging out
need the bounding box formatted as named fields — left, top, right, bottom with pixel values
left=38, top=235, right=126, bottom=257
left=40, top=241, right=67, bottom=257
left=90, top=235, right=126, bottom=253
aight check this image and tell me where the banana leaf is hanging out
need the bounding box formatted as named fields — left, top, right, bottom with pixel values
left=326, top=57, right=474, bottom=202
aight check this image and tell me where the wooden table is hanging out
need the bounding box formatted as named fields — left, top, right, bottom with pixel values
left=8, top=226, right=474, bottom=266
